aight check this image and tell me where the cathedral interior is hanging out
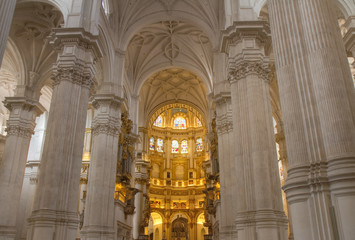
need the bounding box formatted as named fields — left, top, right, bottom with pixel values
left=0, top=1, right=354, bottom=240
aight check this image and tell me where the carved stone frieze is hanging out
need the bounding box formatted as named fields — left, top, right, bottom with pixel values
left=4, top=97, right=44, bottom=138
left=216, top=117, right=233, bottom=135
left=91, top=123, right=120, bottom=137
left=51, top=64, right=95, bottom=89
left=228, top=61, right=270, bottom=84
left=5, top=125, right=34, bottom=138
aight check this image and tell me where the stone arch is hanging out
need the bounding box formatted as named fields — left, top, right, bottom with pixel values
left=146, top=101, right=206, bottom=130
left=17, top=0, right=69, bottom=21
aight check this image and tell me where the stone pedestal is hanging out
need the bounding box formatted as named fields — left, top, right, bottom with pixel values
left=224, top=21, right=288, bottom=240
left=0, top=97, right=43, bottom=240
left=81, top=94, right=122, bottom=240
left=27, top=29, right=102, bottom=240
left=269, top=0, right=355, bottom=239
left=0, top=1, right=16, bottom=67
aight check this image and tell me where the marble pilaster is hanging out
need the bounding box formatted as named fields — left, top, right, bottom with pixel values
left=224, top=21, right=288, bottom=240
left=81, top=94, right=122, bottom=240
left=0, top=97, right=44, bottom=240
left=269, top=0, right=355, bottom=239
left=0, top=0, right=16, bottom=68
left=27, top=28, right=102, bottom=240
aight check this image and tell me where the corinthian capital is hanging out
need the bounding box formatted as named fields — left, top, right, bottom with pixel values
left=4, top=97, right=45, bottom=138
left=49, top=28, right=103, bottom=89
left=91, top=94, right=122, bottom=136
left=228, top=60, right=270, bottom=84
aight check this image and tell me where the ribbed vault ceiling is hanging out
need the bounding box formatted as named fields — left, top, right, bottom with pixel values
left=139, top=68, right=208, bottom=118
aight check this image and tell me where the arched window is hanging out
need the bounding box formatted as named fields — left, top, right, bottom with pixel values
left=172, top=140, right=179, bottom=153
left=157, top=138, right=164, bottom=152
left=196, top=138, right=203, bottom=152
left=181, top=140, right=188, bottom=153
left=149, top=137, right=155, bottom=151
left=153, top=115, right=163, bottom=127
left=174, top=117, right=186, bottom=129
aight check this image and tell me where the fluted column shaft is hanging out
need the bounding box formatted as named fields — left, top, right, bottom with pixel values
left=214, top=94, right=237, bottom=240
left=269, top=0, right=355, bottom=239
left=0, top=97, right=43, bottom=240
left=27, top=29, right=102, bottom=240
left=225, top=21, right=288, bottom=240
left=0, top=0, right=16, bottom=68
left=81, top=95, right=122, bottom=240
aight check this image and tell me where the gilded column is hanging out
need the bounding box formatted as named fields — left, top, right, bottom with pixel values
left=0, top=0, right=16, bottom=67
left=27, top=28, right=102, bottom=240
left=81, top=94, right=122, bottom=240
left=214, top=93, right=237, bottom=240
left=224, top=21, right=288, bottom=240
left=0, top=97, right=43, bottom=240
left=269, top=0, right=355, bottom=239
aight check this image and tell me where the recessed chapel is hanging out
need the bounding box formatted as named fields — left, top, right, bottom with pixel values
left=0, top=1, right=354, bottom=240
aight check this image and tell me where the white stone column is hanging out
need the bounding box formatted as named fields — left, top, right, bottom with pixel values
left=132, top=160, right=149, bottom=240
left=16, top=113, right=47, bottom=240
left=81, top=94, right=122, bottom=240
left=0, top=97, right=43, bottom=240
left=214, top=93, right=237, bottom=240
left=268, top=1, right=355, bottom=239
left=224, top=21, right=288, bottom=240
left=27, top=29, right=102, bottom=240
left=0, top=0, right=16, bottom=68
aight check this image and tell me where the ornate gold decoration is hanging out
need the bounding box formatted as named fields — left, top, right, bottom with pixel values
left=124, top=187, right=139, bottom=217
left=139, top=194, right=151, bottom=234
left=80, top=178, right=88, bottom=184
left=117, top=112, right=136, bottom=184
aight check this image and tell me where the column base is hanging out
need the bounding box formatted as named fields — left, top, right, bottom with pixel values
left=81, top=226, right=115, bottom=240
left=235, top=210, right=288, bottom=240
left=0, top=226, right=16, bottom=240
left=27, top=209, right=79, bottom=240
